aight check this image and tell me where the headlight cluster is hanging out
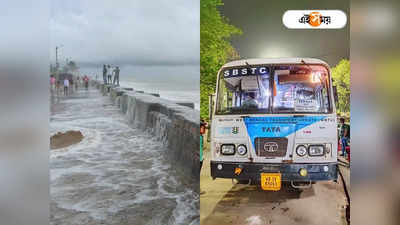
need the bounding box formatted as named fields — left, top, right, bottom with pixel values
left=296, top=145, right=307, bottom=156
left=220, top=144, right=247, bottom=156
left=220, top=144, right=235, bottom=155
left=237, top=145, right=247, bottom=155
left=308, top=145, right=325, bottom=156
left=296, top=144, right=325, bottom=157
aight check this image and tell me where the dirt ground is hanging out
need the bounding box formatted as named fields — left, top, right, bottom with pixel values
left=50, top=130, right=83, bottom=150
left=200, top=150, right=349, bottom=225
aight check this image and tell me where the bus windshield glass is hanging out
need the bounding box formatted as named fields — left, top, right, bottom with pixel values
left=216, top=64, right=331, bottom=114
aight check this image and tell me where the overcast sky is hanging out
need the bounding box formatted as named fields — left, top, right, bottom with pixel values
left=220, top=0, right=349, bottom=67
left=50, top=0, right=199, bottom=69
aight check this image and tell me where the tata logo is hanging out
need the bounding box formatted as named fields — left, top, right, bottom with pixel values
left=262, top=127, right=281, bottom=132
left=264, top=142, right=278, bottom=152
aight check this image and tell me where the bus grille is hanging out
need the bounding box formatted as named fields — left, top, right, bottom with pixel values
left=254, top=137, right=288, bottom=157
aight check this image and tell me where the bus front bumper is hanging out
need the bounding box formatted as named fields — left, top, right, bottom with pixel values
left=210, top=161, right=338, bottom=182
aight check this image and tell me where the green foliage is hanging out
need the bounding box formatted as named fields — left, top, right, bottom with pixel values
left=200, top=0, right=241, bottom=119
left=331, top=59, right=350, bottom=114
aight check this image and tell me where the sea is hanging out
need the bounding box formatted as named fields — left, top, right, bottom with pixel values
left=80, top=65, right=200, bottom=110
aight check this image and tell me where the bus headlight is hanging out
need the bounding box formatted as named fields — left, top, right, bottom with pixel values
left=237, top=145, right=247, bottom=155
left=296, top=145, right=307, bottom=157
left=221, top=144, right=235, bottom=155
left=308, top=145, right=325, bottom=156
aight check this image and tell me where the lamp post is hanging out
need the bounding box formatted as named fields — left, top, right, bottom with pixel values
left=55, top=45, right=63, bottom=70
left=55, top=45, right=63, bottom=81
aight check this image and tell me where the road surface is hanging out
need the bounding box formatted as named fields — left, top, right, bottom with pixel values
left=200, top=149, right=348, bottom=225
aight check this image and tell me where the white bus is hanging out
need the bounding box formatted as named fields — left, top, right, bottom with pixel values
left=209, top=58, right=338, bottom=191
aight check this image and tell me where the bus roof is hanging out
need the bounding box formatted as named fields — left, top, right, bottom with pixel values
left=221, top=58, right=330, bottom=69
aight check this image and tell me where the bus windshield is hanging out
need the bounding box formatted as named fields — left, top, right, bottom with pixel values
left=216, top=64, right=331, bottom=114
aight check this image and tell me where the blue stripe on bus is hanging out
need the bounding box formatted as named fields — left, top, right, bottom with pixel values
left=243, top=116, right=326, bottom=149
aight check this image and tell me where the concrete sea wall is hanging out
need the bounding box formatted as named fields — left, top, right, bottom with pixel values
left=93, top=81, right=200, bottom=178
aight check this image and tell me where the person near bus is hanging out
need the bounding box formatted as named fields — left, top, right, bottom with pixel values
left=339, top=117, right=350, bottom=158
left=200, top=119, right=208, bottom=171
left=113, top=66, right=120, bottom=86
left=63, top=77, right=69, bottom=96
left=103, top=65, right=107, bottom=84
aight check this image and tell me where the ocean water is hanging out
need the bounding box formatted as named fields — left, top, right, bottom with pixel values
left=50, top=89, right=199, bottom=225
left=120, top=80, right=199, bottom=110
left=81, top=65, right=200, bottom=110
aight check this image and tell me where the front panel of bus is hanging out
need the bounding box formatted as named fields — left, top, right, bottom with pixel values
left=210, top=63, right=338, bottom=183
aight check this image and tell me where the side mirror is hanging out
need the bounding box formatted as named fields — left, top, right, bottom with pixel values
left=333, top=85, right=339, bottom=103
left=207, top=94, right=215, bottom=143
left=208, top=94, right=214, bottom=121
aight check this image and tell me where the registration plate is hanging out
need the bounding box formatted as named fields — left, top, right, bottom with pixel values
left=260, top=173, right=281, bottom=191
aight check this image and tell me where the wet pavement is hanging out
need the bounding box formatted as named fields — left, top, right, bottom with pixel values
left=50, top=88, right=199, bottom=225
left=200, top=149, right=348, bottom=225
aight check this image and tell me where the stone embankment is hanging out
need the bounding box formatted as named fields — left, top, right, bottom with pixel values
left=94, top=81, right=200, bottom=178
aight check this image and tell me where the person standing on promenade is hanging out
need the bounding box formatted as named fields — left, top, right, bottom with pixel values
left=107, top=65, right=113, bottom=84
left=63, top=77, right=69, bottom=96
left=76, top=75, right=81, bottom=88
left=74, top=76, right=78, bottom=91
left=50, top=76, right=56, bottom=94
left=113, top=66, right=120, bottom=86
left=83, top=75, right=89, bottom=90
left=103, top=65, right=107, bottom=84
left=56, top=80, right=61, bottom=95
left=69, top=77, right=74, bottom=94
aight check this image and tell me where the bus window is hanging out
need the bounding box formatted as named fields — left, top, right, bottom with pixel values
left=216, top=71, right=270, bottom=114
left=216, top=64, right=331, bottom=114
left=272, top=65, right=331, bottom=113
